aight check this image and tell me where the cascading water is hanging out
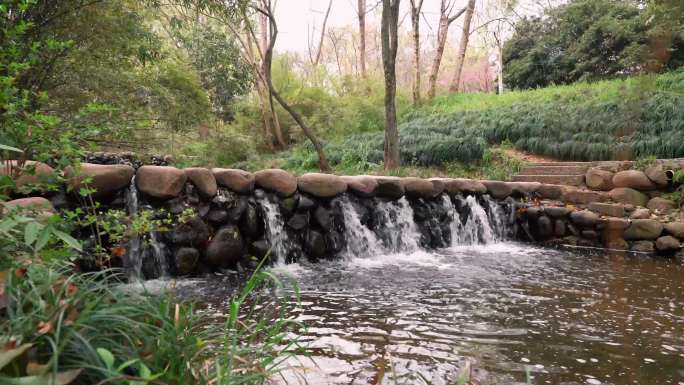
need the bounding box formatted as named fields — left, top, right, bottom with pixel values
left=374, top=197, right=421, bottom=252
left=125, top=176, right=143, bottom=279
left=449, top=195, right=502, bottom=245
left=149, top=231, right=169, bottom=278
left=257, top=195, right=293, bottom=265
left=336, top=196, right=383, bottom=257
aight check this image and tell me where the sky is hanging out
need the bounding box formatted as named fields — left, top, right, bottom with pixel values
left=274, top=0, right=465, bottom=53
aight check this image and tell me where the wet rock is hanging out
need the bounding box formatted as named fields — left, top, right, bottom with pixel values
left=227, top=196, right=248, bottom=222
left=629, top=208, right=651, bottom=219
left=304, top=229, right=327, bottom=259
left=656, top=236, right=681, bottom=252
left=166, top=197, right=189, bottom=215
left=537, top=184, right=564, bottom=200
left=326, top=231, right=345, bottom=253
left=624, top=219, right=664, bottom=240
left=588, top=202, right=626, bottom=218
left=287, top=213, right=309, bottom=230
left=445, top=178, right=487, bottom=195
left=664, top=222, right=684, bottom=239
left=402, top=177, right=438, bottom=200
left=250, top=240, right=270, bottom=258
left=526, top=207, right=541, bottom=220
left=537, top=216, right=553, bottom=238
left=509, top=182, right=541, bottom=196
left=567, top=223, right=581, bottom=237
left=136, top=166, right=187, bottom=199
left=601, top=217, right=630, bottom=250
left=296, top=195, right=317, bottom=211
left=554, top=219, right=567, bottom=237
left=184, top=168, right=217, bottom=198
left=585, top=168, right=614, bottom=191
left=646, top=197, right=675, bottom=213
left=341, top=175, right=378, bottom=197
left=631, top=240, right=655, bottom=253
left=374, top=176, right=405, bottom=199
left=645, top=165, right=669, bottom=187
left=5, top=197, right=55, bottom=214
left=240, top=203, right=260, bottom=238
left=481, top=181, right=513, bottom=199
left=1, top=160, right=55, bottom=190
left=297, top=173, right=347, bottom=198
left=569, top=210, right=600, bottom=228
left=206, top=208, right=229, bottom=225
left=168, top=217, right=211, bottom=247
left=609, top=187, right=648, bottom=207
left=545, top=206, right=570, bottom=218
left=428, top=179, right=446, bottom=196
left=612, top=170, right=656, bottom=191
left=175, top=247, right=199, bottom=275
left=66, top=163, right=135, bottom=198
left=212, top=168, right=255, bottom=194
left=279, top=196, right=298, bottom=216
left=313, top=206, right=332, bottom=230
left=205, top=225, right=243, bottom=267
left=581, top=230, right=599, bottom=239
left=254, top=169, right=297, bottom=197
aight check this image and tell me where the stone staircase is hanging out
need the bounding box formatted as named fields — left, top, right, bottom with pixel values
left=512, top=162, right=594, bottom=186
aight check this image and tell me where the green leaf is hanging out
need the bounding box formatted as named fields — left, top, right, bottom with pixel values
left=34, top=228, right=52, bottom=252
left=24, top=222, right=41, bottom=247
left=0, top=144, right=23, bottom=153
left=96, top=348, right=115, bottom=370
left=51, top=229, right=82, bottom=252
left=0, top=344, right=32, bottom=371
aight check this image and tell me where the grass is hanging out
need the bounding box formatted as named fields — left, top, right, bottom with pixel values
left=0, top=256, right=302, bottom=385
left=234, top=70, right=684, bottom=177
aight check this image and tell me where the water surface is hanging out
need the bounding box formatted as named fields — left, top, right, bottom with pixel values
left=262, top=244, right=684, bottom=385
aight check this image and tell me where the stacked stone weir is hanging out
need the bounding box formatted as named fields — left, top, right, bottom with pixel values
left=3, top=158, right=683, bottom=278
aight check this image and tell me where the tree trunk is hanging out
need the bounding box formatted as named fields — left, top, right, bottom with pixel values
left=312, top=0, right=333, bottom=67
left=427, top=1, right=466, bottom=99
left=260, top=12, right=286, bottom=148
left=495, top=33, right=504, bottom=94
left=259, top=1, right=332, bottom=172
left=410, top=0, right=424, bottom=106
left=449, top=0, right=476, bottom=92
left=381, top=0, right=401, bottom=170
left=358, top=0, right=367, bottom=78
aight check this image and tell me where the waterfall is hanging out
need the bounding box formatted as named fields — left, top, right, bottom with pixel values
left=374, top=197, right=421, bottom=252
left=337, top=196, right=383, bottom=258
left=126, top=176, right=143, bottom=279
left=150, top=231, right=169, bottom=278
left=450, top=195, right=500, bottom=245
left=257, top=194, right=293, bottom=265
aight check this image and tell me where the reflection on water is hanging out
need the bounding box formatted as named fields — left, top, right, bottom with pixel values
left=181, top=243, right=684, bottom=385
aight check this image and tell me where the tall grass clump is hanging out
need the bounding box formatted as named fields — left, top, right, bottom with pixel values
left=1, top=258, right=302, bottom=385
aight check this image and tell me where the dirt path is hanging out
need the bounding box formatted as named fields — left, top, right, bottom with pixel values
left=502, top=148, right=559, bottom=163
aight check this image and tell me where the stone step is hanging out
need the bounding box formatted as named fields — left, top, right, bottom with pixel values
left=529, top=162, right=595, bottom=167
left=512, top=174, right=585, bottom=186
left=518, top=165, right=590, bottom=176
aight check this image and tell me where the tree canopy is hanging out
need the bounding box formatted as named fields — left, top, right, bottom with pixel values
left=503, top=0, right=684, bottom=89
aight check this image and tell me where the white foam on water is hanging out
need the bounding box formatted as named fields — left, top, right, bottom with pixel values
left=375, top=197, right=421, bottom=252
left=257, top=195, right=292, bottom=266
left=336, top=196, right=384, bottom=258
left=125, top=176, right=143, bottom=279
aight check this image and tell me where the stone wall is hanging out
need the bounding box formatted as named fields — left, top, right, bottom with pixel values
left=4, top=161, right=683, bottom=278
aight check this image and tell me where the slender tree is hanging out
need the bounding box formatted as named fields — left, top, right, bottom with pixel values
left=308, top=0, right=333, bottom=67
left=427, top=0, right=466, bottom=99
left=381, top=0, right=401, bottom=169
left=449, top=0, right=476, bottom=92
left=357, top=0, right=367, bottom=77
left=409, top=0, right=424, bottom=105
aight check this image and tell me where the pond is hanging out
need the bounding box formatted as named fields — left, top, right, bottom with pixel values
left=175, top=243, right=684, bottom=385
